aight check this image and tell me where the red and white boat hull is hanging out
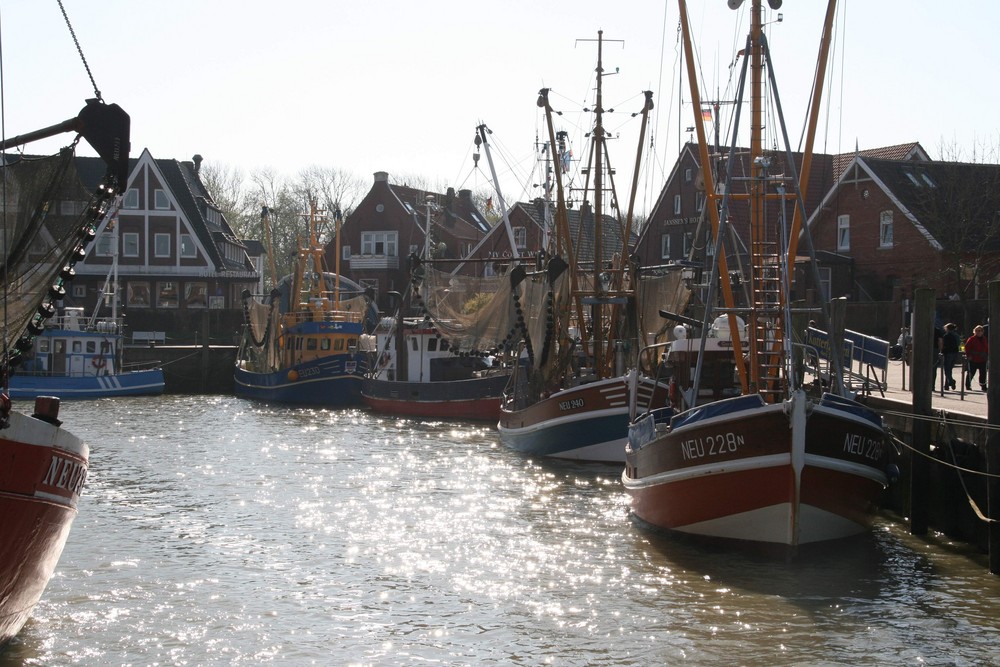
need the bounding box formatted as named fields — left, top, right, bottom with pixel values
left=623, top=391, right=890, bottom=546
left=0, top=403, right=87, bottom=645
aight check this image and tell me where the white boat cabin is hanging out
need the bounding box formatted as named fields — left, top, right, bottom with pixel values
left=372, top=317, right=491, bottom=383
left=21, top=307, right=121, bottom=377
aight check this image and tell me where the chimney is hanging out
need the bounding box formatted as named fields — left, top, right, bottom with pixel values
left=192, top=154, right=203, bottom=174
left=374, top=171, right=389, bottom=183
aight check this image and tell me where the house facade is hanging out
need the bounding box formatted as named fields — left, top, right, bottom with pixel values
left=328, top=171, right=493, bottom=311
left=636, top=141, right=930, bottom=305
left=71, top=149, right=259, bottom=341
left=805, top=156, right=1000, bottom=303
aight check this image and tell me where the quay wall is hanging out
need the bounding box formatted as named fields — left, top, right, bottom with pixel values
left=126, top=344, right=236, bottom=395
left=862, top=394, right=991, bottom=554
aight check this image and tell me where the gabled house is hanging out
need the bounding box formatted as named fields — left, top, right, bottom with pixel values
left=329, top=171, right=492, bottom=311
left=72, top=149, right=259, bottom=339
left=635, top=141, right=929, bottom=302
left=459, top=198, right=631, bottom=278
left=805, top=156, right=1000, bottom=303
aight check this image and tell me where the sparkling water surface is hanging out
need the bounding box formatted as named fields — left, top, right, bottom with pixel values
left=2, top=395, right=998, bottom=666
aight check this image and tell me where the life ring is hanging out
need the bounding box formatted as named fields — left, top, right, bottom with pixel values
left=92, top=356, right=107, bottom=370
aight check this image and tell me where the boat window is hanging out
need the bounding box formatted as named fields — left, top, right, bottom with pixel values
left=72, top=341, right=82, bottom=353
left=306, top=338, right=318, bottom=351
left=411, top=337, right=418, bottom=351
left=87, top=341, right=96, bottom=353
left=295, top=337, right=303, bottom=351
left=440, top=339, right=449, bottom=351
left=38, top=339, right=49, bottom=352
left=320, top=338, right=331, bottom=351
left=427, top=338, right=438, bottom=352
left=54, top=340, right=65, bottom=353
left=348, top=338, right=357, bottom=349
left=334, top=338, right=345, bottom=351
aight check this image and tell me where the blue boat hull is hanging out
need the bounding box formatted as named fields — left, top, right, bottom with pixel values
left=233, top=354, right=366, bottom=407
left=8, top=369, right=165, bottom=400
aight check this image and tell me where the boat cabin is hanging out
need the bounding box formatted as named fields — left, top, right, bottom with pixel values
left=20, top=308, right=120, bottom=377
left=372, top=318, right=491, bottom=383
left=665, top=316, right=745, bottom=407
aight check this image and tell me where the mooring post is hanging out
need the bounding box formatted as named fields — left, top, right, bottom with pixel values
left=201, top=310, right=210, bottom=391
left=987, top=281, right=1000, bottom=574
left=909, top=288, right=934, bottom=535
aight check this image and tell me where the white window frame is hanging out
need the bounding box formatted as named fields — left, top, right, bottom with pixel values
left=95, top=233, right=114, bottom=257
left=684, top=168, right=692, bottom=182
left=153, top=189, right=170, bottom=210
left=484, top=261, right=495, bottom=278
left=660, top=233, right=671, bottom=260
left=695, top=192, right=705, bottom=212
left=818, top=266, right=832, bottom=302
left=837, top=214, right=850, bottom=252
left=361, top=231, right=398, bottom=256
left=122, top=232, right=139, bottom=257
left=879, top=210, right=893, bottom=248
left=180, top=233, right=197, bottom=258
left=154, top=233, right=171, bottom=258
left=123, top=189, right=139, bottom=209
left=72, top=285, right=86, bottom=298
left=342, top=245, right=351, bottom=260
left=513, top=226, right=527, bottom=250
left=673, top=194, right=682, bottom=215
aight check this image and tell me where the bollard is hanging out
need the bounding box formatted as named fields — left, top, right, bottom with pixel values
left=909, top=288, right=934, bottom=536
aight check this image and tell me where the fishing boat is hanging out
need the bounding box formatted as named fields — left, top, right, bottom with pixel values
left=0, top=74, right=130, bottom=645
left=622, top=0, right=894, bottom=546
left=362, top=316, right=510, bottom=421
left=495, top=33, right=675, bottom=462
left=9, top=234, right=164, bottom=399
left=235, top=202, right=374, bottom=406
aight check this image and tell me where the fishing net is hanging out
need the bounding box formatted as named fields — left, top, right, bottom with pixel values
left=1, top=148, right=112, bottom=364
left=637, top=270, right=691, bottom=348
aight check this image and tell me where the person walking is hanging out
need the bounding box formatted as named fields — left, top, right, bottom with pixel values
left=964, top=324, right=989, bottom=391
left=941, top=323, right=961, bottom=390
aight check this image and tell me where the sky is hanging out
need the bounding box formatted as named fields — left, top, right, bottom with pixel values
left=3, top=1, right=999, bottom=216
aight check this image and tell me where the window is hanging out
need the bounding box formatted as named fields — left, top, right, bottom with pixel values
left=127, top=282, right=150, bottom=307
left=154, top=233, right=171, bottom=258
left=60, top=200, right=86, bottom=216
left=879, top=211, right=893, bottom=248
left=695, top=192, right=705, bottom=212
left=427, top=338, right=438, bottom=352
left=123, top=189, right=139, bottom=209
left=156, top=281, right=178, bottom=308
left=818, top=266, right=832, bottom=302
left=72, top=285, right=86, bottom=298
left=683, top=232, right=693, bottom=256
left=154, top=189, right=170, bottom=210
left=95, top=233, right=114, bottom=257
left=684, top=168, right=692, bottom=182
left=86, top=341, right=96, bottom=354
left=409, top=244, right=419, bottom=256
left=660, top=234, right=671, bottom=260
left=837, top=215, right=850, bottom=251
left=122, top=232, right=139, bottom=257
left=342, top=245, right=351, bottom=260
left=484, top=261, right=495, bottom=278
left=513, top=226, right=527, bottom=250
left=180, top=234, right=197, bottom=258
left=184, top=282, right=207, bottom=308
left=673, top=194, right=682, bottom=215
left=361, top=231, right=397, bottom=256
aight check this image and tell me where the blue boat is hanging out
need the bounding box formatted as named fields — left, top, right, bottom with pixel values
left=9, top=307, right=165, bottom=400
left=234, top=202, right=375, bottom=406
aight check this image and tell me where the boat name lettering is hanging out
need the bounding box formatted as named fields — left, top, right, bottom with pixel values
left=299, top=366, right=321, bottom=378
left=843, top=433, right=883, bottom=461
left=680, top=432, right=744, bottom=460
left=558, top=398, right=585, bottom=411
left=41, top=455, right=87, bottom=495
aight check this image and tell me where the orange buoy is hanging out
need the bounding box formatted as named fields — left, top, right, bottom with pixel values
left=287, top=370, right=299, bottom=382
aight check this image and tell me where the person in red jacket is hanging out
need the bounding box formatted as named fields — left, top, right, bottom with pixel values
left=964, top=324, right=989, bottom=391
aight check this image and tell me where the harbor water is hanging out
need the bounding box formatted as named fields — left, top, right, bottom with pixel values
left=2, top=395, right=999, bottom=666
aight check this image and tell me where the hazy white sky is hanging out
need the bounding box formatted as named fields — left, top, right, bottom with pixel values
left=2, top=1, right=998, bottom=213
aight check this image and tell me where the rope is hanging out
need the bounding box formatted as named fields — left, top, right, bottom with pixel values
left=56, top=0, right=102, bottom=102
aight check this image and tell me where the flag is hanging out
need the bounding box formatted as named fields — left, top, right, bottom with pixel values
left=701, top=108, right=713, bottom=122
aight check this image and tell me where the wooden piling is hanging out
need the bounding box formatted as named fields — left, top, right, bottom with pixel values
left=909, top=288, right=934, bottom=535
left=987, top=281, right=1000, bottom=574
